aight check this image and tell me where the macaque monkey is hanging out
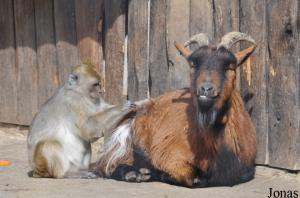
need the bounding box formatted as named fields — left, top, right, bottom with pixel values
left=27, top=63, right=137, bottom=179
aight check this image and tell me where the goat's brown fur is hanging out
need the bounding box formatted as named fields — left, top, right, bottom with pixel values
left=132, top=88, right=256, bottom=186
left=98, top=88, right=256, bottom=186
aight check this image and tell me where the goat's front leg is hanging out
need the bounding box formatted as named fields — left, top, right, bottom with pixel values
left=158, top=160, right=195, bottom=187
left=111, top=165, right=152, bottom=182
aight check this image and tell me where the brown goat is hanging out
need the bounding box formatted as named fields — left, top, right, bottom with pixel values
left=96, top=32, right=257, bottom=187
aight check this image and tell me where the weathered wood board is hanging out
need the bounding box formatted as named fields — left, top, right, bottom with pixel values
left=166, top=0, right=190, bottom=90
left=127, top=0, right=149, bottom=101
left=104, top=0, right=126, bottom=104
left=148, top=0, right=168, bottom=97
left=0, top=0, right=18, bottom=124
left=54, top=0, right=79, bottom=84
left=239, top=0, right=269, bottom=165
left=75, top=0, right=104, bottom=73
left=14, top=0, right=38, bottom=125
left=266, top=0, right=299, bottom=169
left=35, top=0, right=59, bottom=107
left=190, top=0, right=214, bottom=41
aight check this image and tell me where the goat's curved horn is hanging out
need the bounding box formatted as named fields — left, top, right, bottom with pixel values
left=184, top=33, right=210, bottom=48
left=217, top=32, right=256, bottom=49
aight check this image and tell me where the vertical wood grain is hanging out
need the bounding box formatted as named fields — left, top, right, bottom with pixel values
left=239, top=0, right=269, bottom=165
left=75, top=0, right=104, bottom=72
left=54, top=0, right=79, bottom=84
left=266, top=0, right=299, bottom=169
left=0, top=0, right=18, bottom=124
left=127, top=0, right=149, bottom=101
left=148, top=0, right=168, bottom=97
left=14, top=0, right=38, bottom=125
left=34, top=0, right=59, bottom=107
left=166, top=0, right=190, bottom=90
left=190, top=0, right=214, bottom=43
left=104, top=0, right=126, bottom=104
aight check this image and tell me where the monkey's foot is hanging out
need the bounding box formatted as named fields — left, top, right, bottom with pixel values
left=65, top=171, right=99, bottom=179
left=86, top=171, right=99, bottom=179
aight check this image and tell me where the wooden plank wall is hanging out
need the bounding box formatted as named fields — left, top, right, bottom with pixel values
left=265, top=0, right=299, bottom=170
left=239, top=0, right=269, bottom=165
left=0, top=0, right=299, bottom=170
left=0, top=0, right=103, bottom=124
left=239, top=0, right=300, bottom=170
left=104, top=0, right=126, bottom=104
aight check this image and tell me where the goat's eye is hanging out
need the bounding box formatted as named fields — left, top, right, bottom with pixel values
left=189, top=61, right=196, bottom=67
left=224, top=66, right=233, bottom=71
left=225, top=64, right=236, bottom=71
left=190, top=61, right=201, bottom=69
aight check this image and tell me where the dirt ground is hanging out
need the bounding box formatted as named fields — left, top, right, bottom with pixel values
left=0, top=125, right=299, bottom=198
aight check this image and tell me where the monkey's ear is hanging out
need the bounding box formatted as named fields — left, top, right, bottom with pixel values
left=68, top=73, right=78, bottom=86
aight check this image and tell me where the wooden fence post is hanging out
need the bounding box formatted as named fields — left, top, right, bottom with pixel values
left=104, top=0, right=127, bottom=104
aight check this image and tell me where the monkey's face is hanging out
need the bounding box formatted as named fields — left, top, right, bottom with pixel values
left=67, top=64, right=103, bottom=105
left=88, top=79, right=102, bottom=102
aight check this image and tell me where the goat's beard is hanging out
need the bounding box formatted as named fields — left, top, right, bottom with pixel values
left=193, top=96, right=218, bottom=129
left=197, top=110, right=218, bottom=129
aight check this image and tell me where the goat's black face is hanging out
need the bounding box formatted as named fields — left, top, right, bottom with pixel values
left=188, top=46, right=237, bottom=128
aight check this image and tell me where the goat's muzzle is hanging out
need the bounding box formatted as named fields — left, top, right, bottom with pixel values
left=196, top=83, right=218, bottom=111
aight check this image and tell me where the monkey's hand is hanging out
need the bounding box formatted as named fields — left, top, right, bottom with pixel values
left=122, top=99, right=153, bottom=114
left=122, top=101, right=137, bottom=111
left=118, top=101, right=138, bottom=118
left=85, top=102, right=137, bottom=141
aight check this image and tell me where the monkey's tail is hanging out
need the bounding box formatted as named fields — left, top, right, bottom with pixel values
left=97, top=120, right=134, bottom=176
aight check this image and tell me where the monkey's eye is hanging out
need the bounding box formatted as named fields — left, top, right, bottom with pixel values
left=92, top=82, right=100, bottom=87
left=188, top=60, right=195, bottom=68
left=69, top=73, right=78, bottom=81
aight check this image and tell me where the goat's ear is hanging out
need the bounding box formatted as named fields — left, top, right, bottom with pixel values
left=234, top=44, right=257, bottom=66
left=174, top=41, right=192, bottom=59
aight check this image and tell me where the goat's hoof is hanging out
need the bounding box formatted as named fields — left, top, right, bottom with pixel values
left=193, top=177, right=207, bottom=187
left=139, top=168, right=151, bottom=175
left=137, top=174, right=151, bottom=182
left=125, top=171, right=138, bottom=182
left=137, top=168, right=151, bottom=182
left=124, top=169, right=152, bottom=182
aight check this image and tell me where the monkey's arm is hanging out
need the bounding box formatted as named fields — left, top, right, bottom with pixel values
left=98, top=99, right=151, bottom=133
left=82, top=104, right=136, bottom=142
